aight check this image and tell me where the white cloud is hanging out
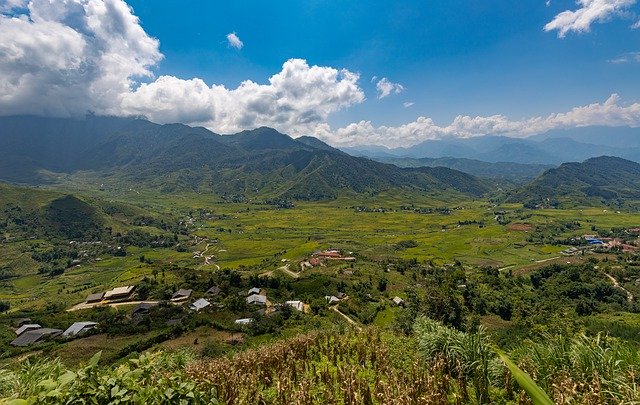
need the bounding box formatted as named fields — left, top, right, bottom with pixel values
left=0, top=2, right=363, bottom=136
left=403, top=101, right=414, bottom=108
left=0, top=0, right=161, bottom=117
left=226, top=32, right=243, bottom=50
left=633, top=19, right=640, bottom=28
left=608, top=51, right=640, bottom=63
left=544, top=0, right=636, bottom=37
left=313, top=94, right=640, bottom=148
left=122, top=58, right=365, bottom=136
left=375, top=77, right=404, bottom=99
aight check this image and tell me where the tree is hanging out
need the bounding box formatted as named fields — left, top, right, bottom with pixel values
left=0, top=301, right=9, bottom=313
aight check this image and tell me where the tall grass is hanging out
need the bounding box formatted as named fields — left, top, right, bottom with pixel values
left=511, top=333, right=640, bottom=403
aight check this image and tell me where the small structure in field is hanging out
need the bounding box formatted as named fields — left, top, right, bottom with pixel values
left=63, top=321, right=98, bottom=338
left=247, top=294, right=267, bottom=306
left=104, top=286, right=136, bottom=301
left=235, top=318, right=254, bottom=325
left=247, top=287, right=261, bottom=296
left=85, top=292, right=104, bottom=303
left=171, top=289, right=193, bottom=302
left=131, top=302, right=157, bottom=317
left=15, top=324, right=41, bottom=336
left=189, top=298, right=211, bottom=311
left=206, top=286, right=222, bottom=296
left=11, top=328, right=62, bottom=347
left=285, top=300, right=304, bottom=311
left=325, top=296, right=340, bottom=305
left=392, top=296, right=405, bottom=307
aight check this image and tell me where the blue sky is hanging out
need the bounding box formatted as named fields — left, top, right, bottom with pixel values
left=1, top=0, right=639, bottom=147
left=127, top=0, right=640, bottom=127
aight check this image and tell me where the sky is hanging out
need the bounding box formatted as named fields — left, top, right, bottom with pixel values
left=0, top=0, right=639, bottom=147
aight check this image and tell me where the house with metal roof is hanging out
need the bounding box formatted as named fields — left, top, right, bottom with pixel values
left=206, top=286, right=222, bottom=296
left=85, top=292, right=104, bottom=303
left=189, top=298, right=211, bottom=311
left=131, top=302, right=157, bottom=317
left=63, top=321, right=98, bottom=338
left=247, top=287, right=261, bottom=296
left=15, top=324, right=41, bottom=336
left=11, top=328, right=62, bottom=347
left=104, top=286, right=135, bottom=301
left=285, top=300, right=304, bottom=311
left=325, top=296, right=340, bottom=305
left=247, top=294, right=267, bottom=306
left=171, top=288, right=192, bottom=301
left=392, top=296, right=405, bottom=307
left=234, top=318, right=254, bottom=325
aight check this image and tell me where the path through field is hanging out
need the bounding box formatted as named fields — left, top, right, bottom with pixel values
left=605, top=273, right=634, bottom=303
left=330, top=306, right=362, bottom=331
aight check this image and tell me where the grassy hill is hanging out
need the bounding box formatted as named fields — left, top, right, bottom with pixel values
left=510, top=156, right=640, bottom=206
left=0, top=115, right=490, bottom=200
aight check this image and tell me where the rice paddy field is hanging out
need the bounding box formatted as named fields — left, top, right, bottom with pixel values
left=2, top=186, right=639, bottom=312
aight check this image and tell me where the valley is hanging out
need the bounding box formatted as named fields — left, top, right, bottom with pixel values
left=1, top=118, right=640, bottom=403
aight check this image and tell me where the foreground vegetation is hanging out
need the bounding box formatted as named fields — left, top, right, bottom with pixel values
left=3, top=320, right=640, bottom=404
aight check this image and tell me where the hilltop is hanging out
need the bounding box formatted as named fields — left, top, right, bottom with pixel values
left=510, top=156, right=640, bottom=205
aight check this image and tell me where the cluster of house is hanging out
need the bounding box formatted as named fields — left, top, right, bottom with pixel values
left=130, top=286, right=224, bottom=317
left=562, top=234, right=639, bottom=256
left=300, top=249, right=356, bottom=270
left=10, top=318, right=98, bottom=347
left=235, top=287, right=305, bottom=325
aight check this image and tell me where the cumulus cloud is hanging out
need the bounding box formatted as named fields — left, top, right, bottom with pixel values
left=0, top=1, right=363, bottom=136
left=544, top=0, right=637, bottom=37
left=0, top=0, right=162, bottom=117
left=226, top=32, right=243, bottom=49
left=122, top=58, right=365, bottom=136
left=375, top=77, right=404, bottom=99
left=313, top=94, right=640, bottom=148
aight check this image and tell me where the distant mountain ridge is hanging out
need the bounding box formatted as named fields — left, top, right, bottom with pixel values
left=374, top=156, right=553, bottom=183
left=342, top=127, right=640, bottom=165
left=0, top=115, right=490, bottom=200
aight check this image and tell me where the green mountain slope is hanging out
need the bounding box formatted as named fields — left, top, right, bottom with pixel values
left=510, top=156, right=640, bottom=204
left=0, top=116, right=491, bottom=200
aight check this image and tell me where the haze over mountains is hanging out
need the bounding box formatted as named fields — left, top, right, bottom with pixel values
left=342, top=126, right=640, bottom=165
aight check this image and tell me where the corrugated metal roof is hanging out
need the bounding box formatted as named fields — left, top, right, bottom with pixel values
left=63, top=322, right=98, bottom=337
left=15, top=324, right=41, bottom=336
left=172, top=289, right=192, bottom=299
left=11, top=328, right=62, bottom=346
left=189, top=298, right=211, bottom=311
left=247, top=294, right=267, bottom=305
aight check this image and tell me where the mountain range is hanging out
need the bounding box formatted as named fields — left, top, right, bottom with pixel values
left=342, top=126, right=640, bottom=165
left=0, top=115, right=490, bottom=200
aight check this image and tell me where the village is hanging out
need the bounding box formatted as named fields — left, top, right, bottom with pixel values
left=6, top=248, right=407, bottom=349
left=560, top=228, right=640, bottom=256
